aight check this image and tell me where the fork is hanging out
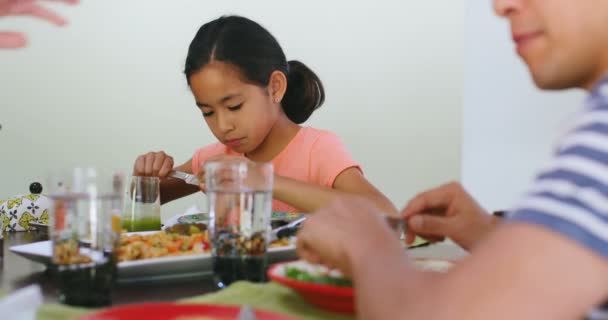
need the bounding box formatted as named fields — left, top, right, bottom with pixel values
left=237, top=305, right=257, bottom=320
left=384, top=215, right=407, bottom=239
left=168, top=170, right=200, bottom=186
left=269, top=217, right=307, bottom=243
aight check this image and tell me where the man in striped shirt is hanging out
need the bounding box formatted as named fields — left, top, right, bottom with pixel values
left=296, top=0, right=608, bottom=319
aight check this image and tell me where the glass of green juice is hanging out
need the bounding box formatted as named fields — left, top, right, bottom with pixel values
left=121, top=176, right=161, bottom=232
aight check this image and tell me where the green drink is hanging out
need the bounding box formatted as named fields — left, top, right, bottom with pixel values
left=122, top=176, right=161, bottom=232
left=121, top=216, right=161, bottom=232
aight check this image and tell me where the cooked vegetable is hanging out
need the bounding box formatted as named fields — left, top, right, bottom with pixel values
left=118, top=223, right=210, bottom=261
left=163, top=223, right=208, bottom=235
left=285, top=267, right=352, bottom=287
left=118, top=223, right=290, bottom=262
left=215, top=229, right=267, bottom=256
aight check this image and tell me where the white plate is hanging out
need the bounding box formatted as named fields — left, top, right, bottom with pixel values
left=9, top=233, right=297, bottom=281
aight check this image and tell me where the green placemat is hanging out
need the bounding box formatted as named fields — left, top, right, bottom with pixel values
left=36, top=236, right=430, bottom=320
left=37, top=304, right=90, bottom=320
left=36, top=282, right=353, bottom=320
left=180, top=281, right=352, bottom=320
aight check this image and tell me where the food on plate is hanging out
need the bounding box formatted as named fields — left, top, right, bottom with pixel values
left=215, top=229, right=267, bottom=256
left=118, top=226, right=210, bottom=262
left=286, top=267, right=352, bottom=287
left=118, top=223, right=292, bottom=262
left=53, top=239, right=92, bottom=265
left=165, top=223, right=208, bottom=235
left=269, top=237, right=291, bottom=248
left=284, top=261, right=352, bottom=287
left=281, top=259, right=454, bottom=288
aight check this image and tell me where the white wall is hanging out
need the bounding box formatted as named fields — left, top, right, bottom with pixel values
left=462, top=0, right=584, bottom=211
left=0, top=0, right=463, bottom=220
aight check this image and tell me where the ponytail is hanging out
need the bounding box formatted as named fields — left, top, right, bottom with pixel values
left=282, top=60, right=325, bottom=124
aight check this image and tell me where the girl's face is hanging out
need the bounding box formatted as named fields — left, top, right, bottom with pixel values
left=189, top=61, right=281, bottom=154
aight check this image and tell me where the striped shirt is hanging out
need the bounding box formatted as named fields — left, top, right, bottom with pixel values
left=508, top=76, right=608, bottom=319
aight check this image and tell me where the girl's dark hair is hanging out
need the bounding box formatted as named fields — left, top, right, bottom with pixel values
left=184, top=15, right=325, bottom=124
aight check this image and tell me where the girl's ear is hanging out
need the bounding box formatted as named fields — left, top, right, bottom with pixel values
left=268, top=70, right=287, bottom=104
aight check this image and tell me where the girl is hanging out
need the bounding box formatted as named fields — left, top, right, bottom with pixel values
left=133, top=15, right=395, bottom=214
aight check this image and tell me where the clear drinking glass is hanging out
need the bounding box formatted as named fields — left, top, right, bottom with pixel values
left=205, top=159, right=273, bottom=288
left=48, top=168, right=123, bottom=307
left=121, top=176, right=161, bottom=232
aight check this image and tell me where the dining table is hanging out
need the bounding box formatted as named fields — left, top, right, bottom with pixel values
left=0, top=230, right=468, bottom=319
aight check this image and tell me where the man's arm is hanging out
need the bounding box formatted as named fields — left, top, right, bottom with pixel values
left=354, top=222, right=608, bottom=319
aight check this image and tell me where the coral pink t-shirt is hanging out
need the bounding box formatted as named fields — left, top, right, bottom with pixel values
left=192, top=127, right=361, bottom=213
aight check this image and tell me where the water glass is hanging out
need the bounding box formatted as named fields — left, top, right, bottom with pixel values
left=205, top=159, right=273, bottom=288
left=49, top=168, right=123, bottom=307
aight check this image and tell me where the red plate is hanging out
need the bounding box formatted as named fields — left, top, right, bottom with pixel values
left=267, top=261, right=355, bottom=315
left=79, top=303, right=293, bottom=320
left=268, top=258, right=455, bottom=315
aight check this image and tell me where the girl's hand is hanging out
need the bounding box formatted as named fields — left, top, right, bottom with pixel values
left=0, top=0, right=79, bottom=49
left=133, top=151, right=175, bottom=178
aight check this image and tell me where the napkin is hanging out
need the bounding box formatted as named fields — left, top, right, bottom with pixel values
left=0, top=285, right=43, bottom=320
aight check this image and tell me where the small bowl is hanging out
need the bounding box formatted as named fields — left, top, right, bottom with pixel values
left=268, top=258, right=455, bottom=315
left=268, top=261, right=354, bottom=314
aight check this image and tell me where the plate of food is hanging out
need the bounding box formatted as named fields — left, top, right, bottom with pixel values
left=79, top=303, right=294, bottom=320
left=174, top=212, right=306, bottom=226
left=267, top=258, right=455, bottom=314
left=10, top=222, right=297, bottom=281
